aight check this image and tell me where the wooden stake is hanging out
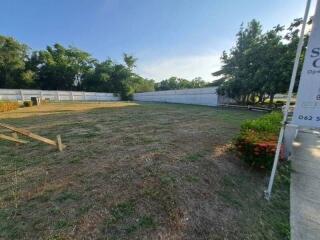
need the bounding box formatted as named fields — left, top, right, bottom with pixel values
left=56, top=135, right=63, bottom=152
left=12, top=132, right=18, bottom=139
left=11, top=132, right=19, bottom=146
left=0, top=123, right=66, bottom=149
left=0, top=134, right=28, bottom=144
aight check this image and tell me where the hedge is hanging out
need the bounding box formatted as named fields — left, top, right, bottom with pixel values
left=0, top=101, right=20, bottom=112
left=23, top=101, right=33, bottom=107
left=235, top=112, right=284, bottom=169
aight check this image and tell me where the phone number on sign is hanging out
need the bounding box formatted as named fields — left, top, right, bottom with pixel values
left=298, top=115, right=320, bottom=121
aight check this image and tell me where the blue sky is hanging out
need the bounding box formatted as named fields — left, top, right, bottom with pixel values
left=0, top=0, right=316, bottom=81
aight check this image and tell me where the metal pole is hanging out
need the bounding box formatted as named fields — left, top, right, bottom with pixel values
left=265, top=0, right=312, bottom=200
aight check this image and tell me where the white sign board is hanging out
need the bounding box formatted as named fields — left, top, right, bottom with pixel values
left=292, top=1, right=320, bottom=128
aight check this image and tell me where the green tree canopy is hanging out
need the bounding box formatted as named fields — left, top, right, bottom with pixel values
left=0, top=35, right=32, bottom=88
left=35, top=44, right=96, bottom=90
left=155, top=77, right=207, bottom=91
left=214, top=18, right=311, bottom=104
left=123, top=53, right=137, bottom=69
left=82, top=55, right=155, bottom=100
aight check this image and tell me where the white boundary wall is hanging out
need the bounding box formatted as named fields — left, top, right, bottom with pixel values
left=133, top=87, right=220, bottom=106
left=0, top=89, right=120, bottom=101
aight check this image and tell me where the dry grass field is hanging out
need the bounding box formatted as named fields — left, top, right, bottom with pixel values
left=0, top=102, right=289, bottom=239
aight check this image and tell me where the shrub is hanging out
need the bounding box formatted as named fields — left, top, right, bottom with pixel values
left=235, top=112, right=284, bottom=169
left=275, top=100, right=285, bottom=107
left=23, top=101, right=33, bottom=107
left=120, top=84, right=134, bottom=101
left=0, top=101, right=20, bottom=112
left=240, top=112, right=282, bottom=134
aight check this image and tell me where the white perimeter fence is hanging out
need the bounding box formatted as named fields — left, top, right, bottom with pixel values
left=0, top=88, right=235, bottom=106
left=0, top=89, right=120, bottom=101
left=133, top=87, right=234, bottom=106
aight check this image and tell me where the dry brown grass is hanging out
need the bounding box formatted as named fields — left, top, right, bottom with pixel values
left=0, top=101, right=138, bottom=119
left=0, top=102, right=289, bottom=239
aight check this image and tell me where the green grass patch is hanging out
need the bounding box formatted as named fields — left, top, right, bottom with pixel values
left=54, top=191, right=81, bottom=203
left=109, top=201, right=136, bottom=224
left=185, top=175, right=200, bottom=183
left=138, top=215, right=156, bottom=228
left=184, top=152, right=204, bottom=162
left=54, top=219, right=71, bottom=230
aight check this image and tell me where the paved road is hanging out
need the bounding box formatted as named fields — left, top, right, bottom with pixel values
left=291, top=129, right=320, bottom=240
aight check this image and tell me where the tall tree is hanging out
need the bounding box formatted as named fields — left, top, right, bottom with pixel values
left=36, top=44, right=95, bottom=90
left=82, top=59, right=113, bottom=92
left=213, top=18, right=311, bottom=104
left=190, top=77, right=207, bottom=88
left=214, top=20, right=263, bottom=103
left=0, top=35, right=33, bottom=88
left=82, top=55, right=154, bottom=99
left=123, top=53, right=137, bottom=69
left=155, top=77, right=204, bottom=91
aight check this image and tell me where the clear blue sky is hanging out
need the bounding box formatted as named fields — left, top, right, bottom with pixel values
left=0, top=0, right=316, bottom=81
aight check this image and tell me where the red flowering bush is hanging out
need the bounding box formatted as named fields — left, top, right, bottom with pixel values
left=235, top=112, right=284, bottom=169
left=0, top=101, right=20, bottom=112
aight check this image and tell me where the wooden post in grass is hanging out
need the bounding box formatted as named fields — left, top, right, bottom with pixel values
left=12, top=132, right=18, bottom=139
left=0, top=123, right=66, bottom=151
left=56, top=135, right=63, bottom=152
left=12, top=132, right=19, bottom=146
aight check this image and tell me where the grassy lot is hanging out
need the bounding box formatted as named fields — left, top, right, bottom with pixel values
left=0, top=102, right=289, bottom=239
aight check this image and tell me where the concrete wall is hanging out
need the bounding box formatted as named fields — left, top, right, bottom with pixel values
left=133, top=87, right=220, bottom=106
left=1, top=88, right=234, bottom=106
left=0, top=89, right=120, bottom=101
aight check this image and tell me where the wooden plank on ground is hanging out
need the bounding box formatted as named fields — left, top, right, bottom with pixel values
left=248, top=105, right=272, bottom=112
left=0, top=134, right=28, bottom=144
left=0, top=123, right=66, bottom=149
left=218, top=104, right=248, bottom=109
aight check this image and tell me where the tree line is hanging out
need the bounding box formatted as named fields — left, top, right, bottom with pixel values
left=213, top=18, right=312, bottom=104
left=0, top=37, right=155, bottom=100
left=0, top=36, right=211, bottom=100
left=154, top=76, right=208, bottom=91
left=0, top=16, right=311, bottom=102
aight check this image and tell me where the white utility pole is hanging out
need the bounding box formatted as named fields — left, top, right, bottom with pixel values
left=265, top=0, right=313, bottom=200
